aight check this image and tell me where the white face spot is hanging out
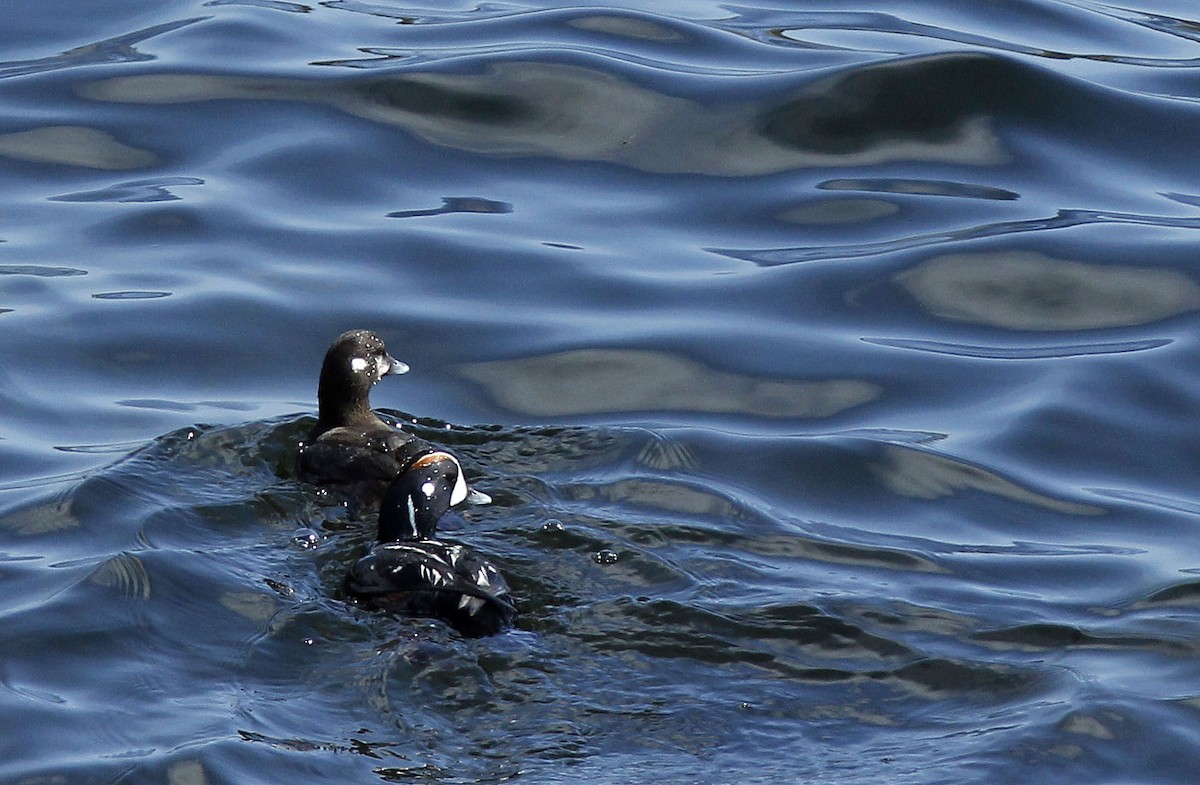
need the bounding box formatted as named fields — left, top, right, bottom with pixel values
left=421, top=481, right=436, bottom=498
left=350, top=357, right=369, bottom=373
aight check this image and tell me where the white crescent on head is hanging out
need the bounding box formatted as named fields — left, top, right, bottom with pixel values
left=450, top=467, right=469, bottom=507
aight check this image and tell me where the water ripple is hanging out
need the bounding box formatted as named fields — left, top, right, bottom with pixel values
left=4, top=1, right=1200, bottom=782
left=50, top=176, right=204, bottom=203
left=0, top=17, right=205, bottom=79
left=863, top=337, right=1172, bottom=359
left=715, top=208, right=1200, bottom=266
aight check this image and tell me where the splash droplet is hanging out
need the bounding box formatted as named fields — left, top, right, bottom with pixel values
left=293, top=530, right=321, bottom=550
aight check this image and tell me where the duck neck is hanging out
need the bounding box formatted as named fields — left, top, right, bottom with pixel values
left=378, top=494, right=428, bottom=543
left=317, top=371, right=374, bottom=430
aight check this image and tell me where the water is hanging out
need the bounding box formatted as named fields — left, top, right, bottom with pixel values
left=3, top=1, right=1200, bottom=782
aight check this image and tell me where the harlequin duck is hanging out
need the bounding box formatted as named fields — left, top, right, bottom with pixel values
left=297, top=329, right=489, bottom=506
left=344, top=449, right=516, bottom=637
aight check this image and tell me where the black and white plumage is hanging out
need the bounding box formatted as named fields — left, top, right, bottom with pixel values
left=344, top=450, right=516, bottom=637
left=296, top=329, right=489, bottom=507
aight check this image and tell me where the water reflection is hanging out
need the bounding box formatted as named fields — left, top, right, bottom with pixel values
left=81, top=50, right=1013, bottom=174
left=569, top=13, right=686, bottom=41
left=719, top=208, right=1200, bottom=266
left=0, top=265, right=86, bottom=277
left=777, top=198, right=898, bottom=225
left=386, top=196, right=512, bottom=218
left=92, top=291, right=172, bottom=300
left=820, top=178, right=1019, bottom=200
left=756, top=52, right=1008, bottom=164
left=50, top=176, right=204, bottom=203
left=870, top=444, right=1102, bottom=515
left=89, top=552, right=152, bottom=600
left=460, top=348, right=880, bottom=417
left=0, top=126, right=155, bottom=169
left=898, top=251, right=1200, bottom=330
left=0, top=18, right=201, bottom=79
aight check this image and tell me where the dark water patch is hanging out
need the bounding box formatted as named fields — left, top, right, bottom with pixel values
left=776, top=197, right=899, bottom=225
left=742, top=532, right=944, bottom=573
left=386, top=195, right=512, bottom=218
left=754, top=52, right=1024, bottom=159
left=0, top=264, right=85, bottom=276
left=717, top=208, right=1200, bottom=266
left=821, top=177, right=1020, bottom=201
left=210, top=0, right=311, bottom=12
left=882, top=657, right=1034, bottom=699
left=0, top=17, right=203, bottom=80
left=571, top=596, right=914, bottom=677
left=862, top=337, right=1172, bottom=359
left=1135, top=580, right=1200, bottom=608
left=971, top=622, right=1194, bottom=656
left=50, top=175, right=204, bottom=202
left=92, top=290, right=172, bottom=299
left=88, top=204, right=212, bottom=241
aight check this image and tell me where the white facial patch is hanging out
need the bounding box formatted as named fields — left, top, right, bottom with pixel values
left=421, top=481, right=436, bottom=498
left=450, top=465, right=468, bottom=507
left=350, top=357, right=369, bottom=373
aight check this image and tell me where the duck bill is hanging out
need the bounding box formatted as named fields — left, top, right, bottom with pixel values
left=465, top=487, right=492, bottom=506
left=383, top=354, right=410, bottom=376
left=449, top=474, right=491, bottom=507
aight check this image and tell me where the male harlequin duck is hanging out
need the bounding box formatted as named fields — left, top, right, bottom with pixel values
left=344, top=449, right=516, bottom=637
left=297, top=329, right=489, bottom=505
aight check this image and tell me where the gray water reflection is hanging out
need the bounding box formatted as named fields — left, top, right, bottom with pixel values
left=460, top=348, right=880, bottom=417
left=82, top=52, right=1007, bottom=174
left=897, top=251, right=1200, bottom=330
left=871, top=444, right=1102, bottom=515
left=0, top=126, right=156, bottom=169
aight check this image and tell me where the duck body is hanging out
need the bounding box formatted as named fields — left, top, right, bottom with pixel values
left=297, top=330, right=488, bottom=506
left=299, top=422, right=424, bottom=489
left=345, top=539, right=516, bottom=637
left=298, top=329, right=412, bottom=491
left=343, top=449, right=515, bottom=636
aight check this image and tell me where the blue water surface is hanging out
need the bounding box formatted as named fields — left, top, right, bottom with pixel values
left=3, top=1, right=1200, bottom=782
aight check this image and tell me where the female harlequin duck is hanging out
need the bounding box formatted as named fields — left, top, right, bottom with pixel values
left=344, top=449, right=517, bottom=636
left=297, top=329, right=489, bottom=505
